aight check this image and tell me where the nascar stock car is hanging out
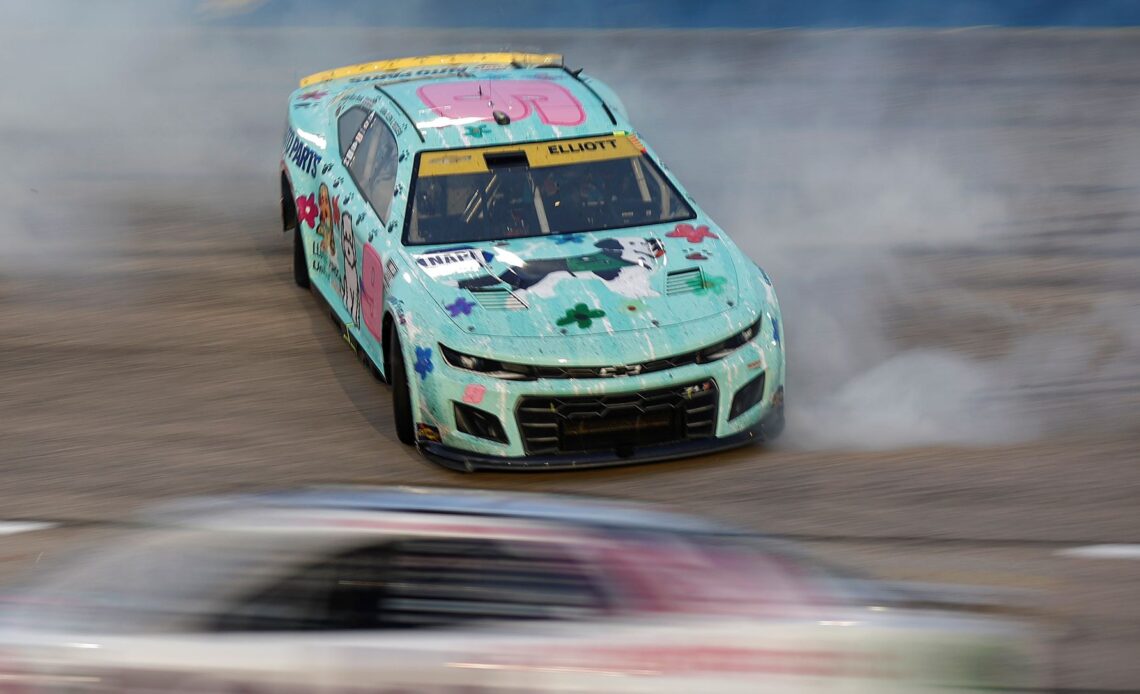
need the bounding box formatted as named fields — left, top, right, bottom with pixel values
left=0, top=487, right=1039, bottom=693
left=280, top=53, right=785, bottom=470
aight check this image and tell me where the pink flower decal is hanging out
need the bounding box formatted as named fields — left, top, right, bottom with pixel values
left=299, top=89, right=328, bottom=101
left=296, top=193, right=318, bottom=228
left=462, top=384, right=486, bottom=404
left=667, top=223, right=717, bottom=244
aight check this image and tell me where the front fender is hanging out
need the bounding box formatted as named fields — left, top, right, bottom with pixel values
left=383, top=289, right=453, bottom=437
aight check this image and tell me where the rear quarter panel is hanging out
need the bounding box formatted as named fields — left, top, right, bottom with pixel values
left=283, top=86, right=420, bottom=380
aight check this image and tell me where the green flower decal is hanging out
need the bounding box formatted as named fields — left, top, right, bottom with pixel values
left=696, top=274, right=727, bottom=295
left=556, top=303, right=606, bottom=329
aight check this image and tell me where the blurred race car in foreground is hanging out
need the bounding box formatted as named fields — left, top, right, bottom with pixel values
left=280, top=53, right=785, bottom=470
left=0, top=487, right=1038, bottom=692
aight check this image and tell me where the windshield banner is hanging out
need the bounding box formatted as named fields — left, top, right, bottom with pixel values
left=419, top=134, right=644, bottom=176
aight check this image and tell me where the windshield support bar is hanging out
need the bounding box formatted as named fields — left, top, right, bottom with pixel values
left=375, top=86, right=426, bottom=143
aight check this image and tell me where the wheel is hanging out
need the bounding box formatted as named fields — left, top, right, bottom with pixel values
left=292, top=226, right=310, bottom=289
left=761, top=386, right=785, bottom=440
left=390, top=336, right=415, bottom=446
left=283, top=179, right=309, bottom=289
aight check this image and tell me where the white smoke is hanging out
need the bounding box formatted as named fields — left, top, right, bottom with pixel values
left=0, top=10, right=1134, bottom=448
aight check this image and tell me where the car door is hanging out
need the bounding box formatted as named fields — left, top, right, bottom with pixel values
left=200, top=533, right=620, bottom=692
left=336, top=104, right=405, bottom=367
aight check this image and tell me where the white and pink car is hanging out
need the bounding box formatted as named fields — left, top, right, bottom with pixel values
left=0, top=487, right=1038, bottom=692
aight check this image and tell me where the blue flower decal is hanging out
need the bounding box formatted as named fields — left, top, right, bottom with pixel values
left=446, top=296, right=475, bottom=317
left=554, top=233, right=585, bottom=245
left=414, top=346, right=433, bottom=380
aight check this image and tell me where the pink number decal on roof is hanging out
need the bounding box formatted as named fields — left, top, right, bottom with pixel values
left=417, top=80, right=586, bottom=126
left=361, top=243, right=385, bottom=341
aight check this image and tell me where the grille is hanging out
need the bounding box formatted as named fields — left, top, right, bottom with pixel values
left=517, top=380, right=718, bottom=455
left=469, top=288, right=528, bottom=310
left=665, top=267, right=704, bottom=295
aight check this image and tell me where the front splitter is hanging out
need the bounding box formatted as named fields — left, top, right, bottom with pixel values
left=419, top=406, right=782, bottom=472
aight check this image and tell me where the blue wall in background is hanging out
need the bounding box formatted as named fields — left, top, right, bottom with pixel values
left=12, top=1, right=1140, bottom=28
left=216, top=0, right=1140, bottom=28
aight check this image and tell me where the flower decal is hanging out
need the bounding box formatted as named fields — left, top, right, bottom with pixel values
left=299, top=89, right=328, bottom=101
left=445, top=296, right=475, bottom=317
left=667, top=223, right=717, bottom=244
left=413, top=346, right=433, bottom=380
left=295, top=193, right=318, bottom=228
left=554, top=233, right=585, bottom=245
left=464, top=124, right=490, bottom=138
left=556, top=303, right=606, bottom=329
left=462, top=384, right=486, bottom=404
left=695, top=274, right=727, bottom=295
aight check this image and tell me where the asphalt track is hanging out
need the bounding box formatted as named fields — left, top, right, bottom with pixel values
left=0, top=28, right=1138, bottom=691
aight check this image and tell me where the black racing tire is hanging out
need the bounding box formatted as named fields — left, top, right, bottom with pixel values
left=292, top=226, right=311, bottom=289
left=390, top=336, right=416, bottom=446
left=761, top=387, right=785, bottom=440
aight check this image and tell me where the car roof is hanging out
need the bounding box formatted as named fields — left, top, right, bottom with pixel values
left=293, top=53, right=632, bottom=151
left=148, top=485, right=739, bottom=536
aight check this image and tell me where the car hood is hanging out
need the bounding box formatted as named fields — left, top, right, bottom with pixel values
left=408, top=222, right=740, bottom=337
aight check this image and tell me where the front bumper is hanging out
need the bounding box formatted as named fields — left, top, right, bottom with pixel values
left=409, top=322, right=785, bottom=470
left=422, top=400, right=784, bottom=472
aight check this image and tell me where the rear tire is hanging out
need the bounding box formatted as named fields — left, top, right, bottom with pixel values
left=390, top=337, right=415, bottom=446
left=283, top=178, right=309, bottom=289
left=293, top=227, right=310, bottom=289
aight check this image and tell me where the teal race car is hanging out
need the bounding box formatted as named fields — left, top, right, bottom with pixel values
left=280, top=53, right=785, bottom=471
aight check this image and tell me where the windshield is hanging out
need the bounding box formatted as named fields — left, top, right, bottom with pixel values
left=405, top=135, right=695, bottom=245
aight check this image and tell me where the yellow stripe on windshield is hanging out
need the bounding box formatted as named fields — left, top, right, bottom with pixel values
left=419, top=135, right=644, bottom=177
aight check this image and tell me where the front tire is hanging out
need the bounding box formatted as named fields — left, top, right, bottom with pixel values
left=390, top=337, right=415, bottom=446
left=761, top=386, right=785, bottom=440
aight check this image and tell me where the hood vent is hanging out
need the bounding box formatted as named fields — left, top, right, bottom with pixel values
left=469, top=287, right=528, bottom=311
left=665, top=267, right=704, bottom=295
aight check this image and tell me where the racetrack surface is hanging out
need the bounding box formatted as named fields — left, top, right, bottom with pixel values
left=1, top=28, right=1138, bottom=690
